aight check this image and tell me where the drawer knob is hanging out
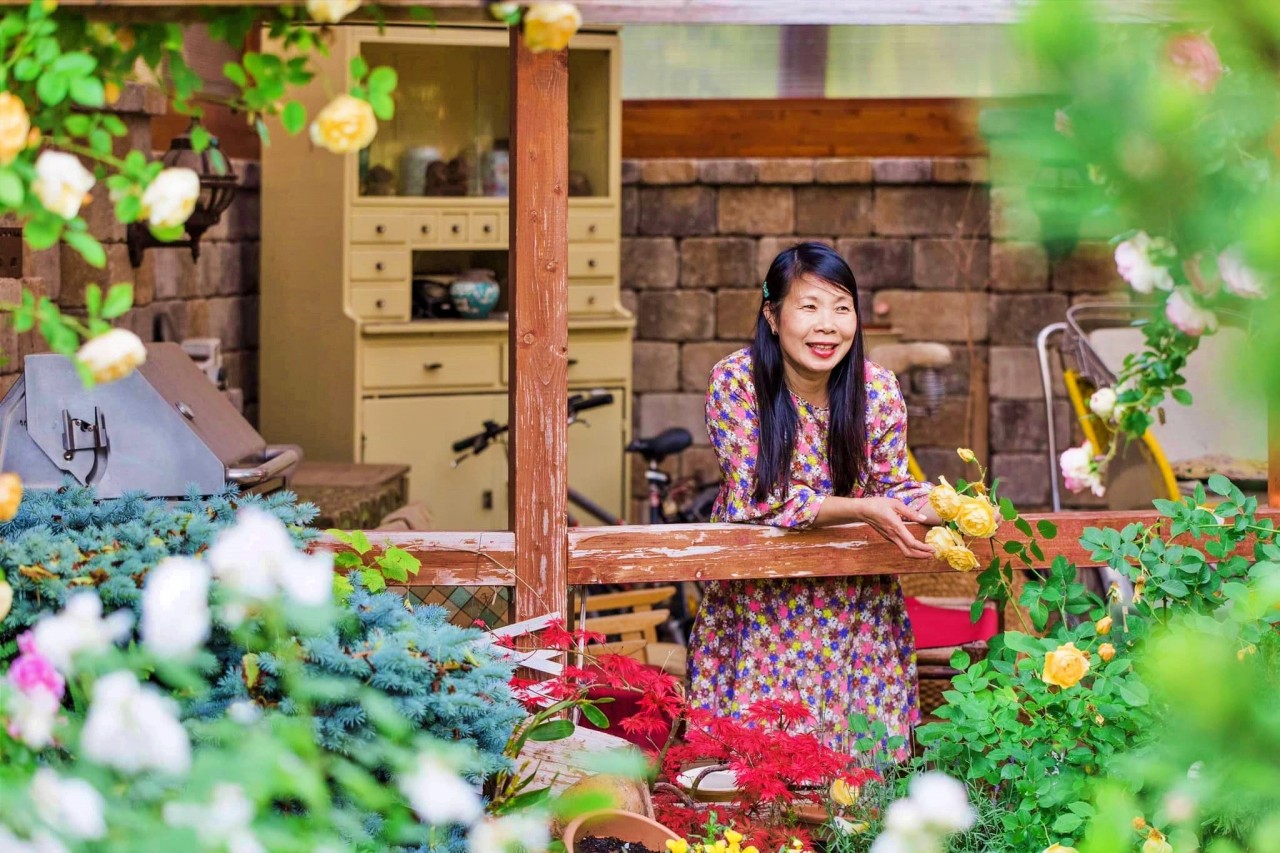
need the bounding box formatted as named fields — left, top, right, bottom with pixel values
left=421, top=224, right=430, bottom=234
left=587, top=224, right=597, bottom=234
left=451, top=224, right=461, bottom=234
left=568, top=358, right=580, bottom=367
left=587, top=258, right=597, bottom=269
left=375, top=299, right=385, bottom=309
left=375, top=261, right=384, bottom=272
left=375, top=224, right=385, bottom=235
left=483, top=224, right=493, bottom=234
left=423, top=362, right=444, bottom=372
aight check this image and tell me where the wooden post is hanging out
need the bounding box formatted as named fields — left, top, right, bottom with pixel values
left=509, top=30, right=570, bottom=623
left=778, top=25, right=829, bottom=98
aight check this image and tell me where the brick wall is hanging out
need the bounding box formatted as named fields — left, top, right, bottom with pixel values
left=1, top=86, right=261, bottom=422
left=621, top=156, right=1124, bottom=517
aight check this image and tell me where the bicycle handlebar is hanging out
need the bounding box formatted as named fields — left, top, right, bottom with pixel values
left=450, top=391, right=615, bottom=455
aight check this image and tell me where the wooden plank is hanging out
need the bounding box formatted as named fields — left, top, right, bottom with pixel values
left=37, top=1, right=1177, bottom=26
left=312, top=530, right=515, bottom=586
left=317, top=508, right=1280, bottom=590
left=509, top=28, right=570, bottom=623
left=578, top=585, right=677, bottom=611
left=623, top=98, right=985, bottom=159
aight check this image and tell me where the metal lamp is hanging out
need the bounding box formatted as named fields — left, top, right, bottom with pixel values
left=127, top=119, right=239, bottom=268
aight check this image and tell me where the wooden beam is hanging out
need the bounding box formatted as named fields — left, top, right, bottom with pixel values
left=314, top=509, right=1280, bottom=589
left=622, top=98, right=985, bottom=159
left=36, top=1, right=1178, bottom=26
left=508, top=28, right=570, bottom=623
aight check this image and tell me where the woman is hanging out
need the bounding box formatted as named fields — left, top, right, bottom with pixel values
left=689, top=242, right=940, bottom=755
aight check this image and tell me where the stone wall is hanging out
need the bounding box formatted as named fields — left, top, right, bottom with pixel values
left=621, top=156, right=1124, bottom=517
left=2, top=86, right=261, bottom=422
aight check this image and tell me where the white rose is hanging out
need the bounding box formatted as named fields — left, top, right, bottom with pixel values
left=470, top=814, right=551, bottom=853
left=306, top=0, right=360, bottom=23
left=1218, top=245, right=1268, bottom=299
left=1060, top=441, right=1106, bottom=497
left=1115, top=232, right=1174, bottom=294
left=32, top=592, right=133, bottom=675
left=163, top=784, right=263, bottom=853
left=400, top=754, right=483, bottom=826
left=907, top=772, right=976, bottom=834
left=6, top=687, right=60, bottom=749
left=32, top=150, right=95, bottom=219
left=1165, top=287, right=1218, bottom=337
left=31, top=768, right=107, bottom=840
left=1089, top=387, right=1117, bottom=420
left=0, top=827, right=69, bottom=853
left=309, top=94, right=377, bottom=154
left=142, top=557, right=210, bottom=659
left=141, top=167, right=200, bottom=230
left=207, top=507, right=334, bottom=608
left=76, top=328, right=147, bottom=385
left=81, top=670, right=191, bottom=776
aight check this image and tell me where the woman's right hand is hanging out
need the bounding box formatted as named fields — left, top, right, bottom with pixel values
left=849, top=497, right=935, bottom=559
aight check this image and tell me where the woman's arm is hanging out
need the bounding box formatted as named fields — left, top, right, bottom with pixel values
left=814, top=495, right=936, bottom=558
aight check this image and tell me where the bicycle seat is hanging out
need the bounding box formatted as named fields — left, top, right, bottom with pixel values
left=626, top=427, right=693, bottom=463
left=866, top=341, right=953, bottom=374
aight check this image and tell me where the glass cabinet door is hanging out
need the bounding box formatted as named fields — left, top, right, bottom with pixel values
left=357, top=33, right=613, bottom=201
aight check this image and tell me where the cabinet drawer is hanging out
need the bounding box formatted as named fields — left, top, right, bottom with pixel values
left=352, top=213, right=406, bottom=244
left=471, top=212, right=501, bottom=244
left=567, top=339, right=629, bottom=384
left=364, top=342, right=501, bottom=390
left=440, top=214, right=469, bottom=244
left=568, top=208, right=612, bottom=242
left=568, top=244, right=617, bottom=278
left=408, top=213, right=439, bottom=245
left=350, top=250, right=410, bottom=282
left=351, top=286, right=409, bottom=321
left=567, top=284, right=614, bottom=315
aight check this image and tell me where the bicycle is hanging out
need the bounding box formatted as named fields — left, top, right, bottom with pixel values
left=450, top=390, right=718, bottom=643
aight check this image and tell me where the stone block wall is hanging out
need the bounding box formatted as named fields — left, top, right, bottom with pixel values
left=621, top=156, right=1126, bottom=517
left=1, top=86, right=262, bottom=423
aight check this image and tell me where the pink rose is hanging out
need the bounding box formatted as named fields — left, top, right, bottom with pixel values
left=7, top=631, right=65, bottom=700
left=1165, top=288, right=1219, bottom=337
left=1167, top=33, right=1223, bottom=93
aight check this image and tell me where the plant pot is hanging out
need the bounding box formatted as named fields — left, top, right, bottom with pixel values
left=561, top=808, right=681, bottom=853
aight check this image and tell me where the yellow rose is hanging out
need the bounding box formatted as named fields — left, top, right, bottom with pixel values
left=1143, top=829, right=1171, bottom=853
left=1042, top=642, right=1091, bottom=688
left=1098, top=643, right=1116, bottom=662
left=522, top=2, right=582, bottom=53
left=0, top=472, right=22, bottom=521
left=925, top=525, right=963, bottom=559
left=1042, top=846, right=1078, bottom=853
left=306, top=0, right=361, bottom=24
left=0, top=580, right=11, bottom=622
left=954, top=495, right=999, bottom=539
left=944, top=542, right=980, bottom=572
left=309, top=93, right=378, bottom=154
left=0, top=92, right=31, bottom=166
left=77, top=328, right=147, bottom=384
left=957, top=448, right=977, bottom=463
left=1096, top=616, right=1113, bottom=635
left=830, top=777, right=856, bottom=807
left=928, top=476, right=962, bottom=522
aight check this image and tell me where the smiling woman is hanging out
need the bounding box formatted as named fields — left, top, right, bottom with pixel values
left=688, top=241, right=941, bottom=756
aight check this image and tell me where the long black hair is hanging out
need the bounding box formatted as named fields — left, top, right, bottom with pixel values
left=751, top=242, right=868, bottom=503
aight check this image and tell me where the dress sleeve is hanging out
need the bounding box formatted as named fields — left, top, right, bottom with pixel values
left=863, top=367, right=932, bottom=509
left=706, top=355, right=824, bottom=529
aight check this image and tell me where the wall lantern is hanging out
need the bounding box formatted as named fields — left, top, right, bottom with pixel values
left=127, top=120, right=239, bottom=268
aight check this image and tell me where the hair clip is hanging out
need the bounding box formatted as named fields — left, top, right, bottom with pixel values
left=762, top=280, right=771, bottom=300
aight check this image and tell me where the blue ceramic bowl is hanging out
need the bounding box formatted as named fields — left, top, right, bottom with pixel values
left=450, top=280, right=500, bottom=319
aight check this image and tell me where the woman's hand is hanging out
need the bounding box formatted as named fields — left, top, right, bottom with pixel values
left=849, top=497, right=935, bottom=559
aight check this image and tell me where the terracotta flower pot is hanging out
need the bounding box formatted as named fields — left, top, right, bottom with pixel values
left=561, top=808, right=681, bottom=853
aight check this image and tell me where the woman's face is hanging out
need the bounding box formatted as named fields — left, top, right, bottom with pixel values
left=764, top=274, right=858, bottom=382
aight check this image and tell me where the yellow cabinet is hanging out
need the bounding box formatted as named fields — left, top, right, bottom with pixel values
left=259, top=21, right=634, bottom=531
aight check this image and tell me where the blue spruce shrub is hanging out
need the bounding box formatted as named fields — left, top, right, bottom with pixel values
left=0, top=483, right=521, bottom=774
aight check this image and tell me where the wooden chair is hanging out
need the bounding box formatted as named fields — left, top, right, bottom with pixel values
left=570, top=585, right=688, bottom=678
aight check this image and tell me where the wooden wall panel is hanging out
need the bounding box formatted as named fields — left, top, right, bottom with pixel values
left=622, top=98, right=986, bottom=159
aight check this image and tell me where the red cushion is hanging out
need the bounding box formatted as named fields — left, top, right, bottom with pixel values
left=906, top=597, right=999, bottom=650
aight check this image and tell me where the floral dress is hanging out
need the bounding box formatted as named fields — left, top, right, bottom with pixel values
left=688, top=347, right=930, bottom=756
